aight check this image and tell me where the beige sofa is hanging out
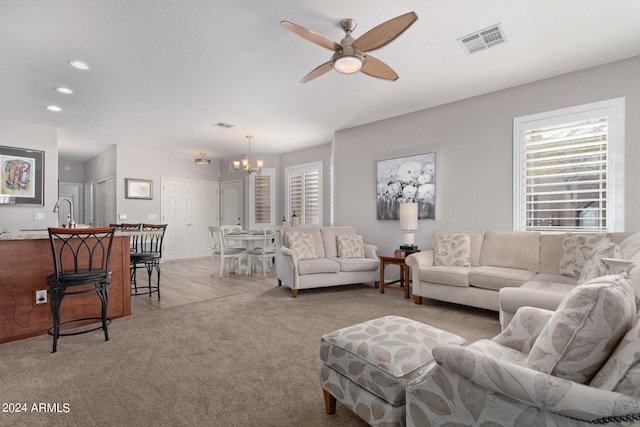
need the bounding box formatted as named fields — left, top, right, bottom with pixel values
left=275, top=226, right=379, bottom=297
left=406, top=230, right=640, bottom=328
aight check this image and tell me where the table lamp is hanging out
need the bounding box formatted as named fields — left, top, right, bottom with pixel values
left=399, top=202, right=418, bottom=246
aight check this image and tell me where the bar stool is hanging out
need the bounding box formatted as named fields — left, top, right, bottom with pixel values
left=47, top=227, right=115, bottom=353
left=110, top=223, right=142, bottom=288
left=130, top=224, right=167, bottom=299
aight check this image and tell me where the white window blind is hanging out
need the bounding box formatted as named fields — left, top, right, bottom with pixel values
left=514, top=98, right=625, bottom=232
left=249, top=168, right=275, bottom=229
left=286, top=162, right=322, bottom=226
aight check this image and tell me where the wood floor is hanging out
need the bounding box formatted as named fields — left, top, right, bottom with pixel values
left=130, top=257, right=279, bottom=314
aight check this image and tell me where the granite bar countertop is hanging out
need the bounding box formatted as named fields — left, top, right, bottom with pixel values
left=0, top=228, right=137, bottom=241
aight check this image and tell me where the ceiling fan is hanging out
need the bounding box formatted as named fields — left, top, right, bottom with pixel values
left=281, top=11, right=418, bottom=83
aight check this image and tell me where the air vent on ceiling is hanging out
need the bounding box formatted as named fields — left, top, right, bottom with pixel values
left=458, top=24, right=506, bottom=55
left=214, top=122, right=234, bottom=128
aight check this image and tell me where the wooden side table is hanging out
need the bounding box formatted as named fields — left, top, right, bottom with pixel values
left=379, top=255, right=411, bottom=298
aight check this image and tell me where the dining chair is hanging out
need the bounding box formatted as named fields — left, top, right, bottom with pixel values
left=46, top=227, right=115, bottom=353
left=209, top=226, right=245, bottom=278
left=220, top=224, right=244, bottom=249
left=130, top=223, right=167, bottom=300
left=245, top=226, right=280, bottom=277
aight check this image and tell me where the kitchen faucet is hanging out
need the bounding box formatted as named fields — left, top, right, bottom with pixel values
left=53, top=197, right=77, bottom=228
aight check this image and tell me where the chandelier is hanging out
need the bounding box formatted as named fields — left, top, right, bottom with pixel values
left=231, top=135, right=263, bottom=175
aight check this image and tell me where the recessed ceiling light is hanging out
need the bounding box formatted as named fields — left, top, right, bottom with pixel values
left=46, top=105, right=62, bottom=112
left=68, top=60, right=89, bottom=70
left=55, top=86, right=73, bottom=94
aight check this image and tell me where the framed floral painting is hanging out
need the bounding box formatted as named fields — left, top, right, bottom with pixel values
left=376, top=152, right=435, bottom=220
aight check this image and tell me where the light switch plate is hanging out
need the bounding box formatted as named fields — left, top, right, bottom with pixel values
left=34, top=212, right=45, bottom=220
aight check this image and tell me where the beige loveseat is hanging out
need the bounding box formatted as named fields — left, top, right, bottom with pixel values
left=406, top=230, right=640, bottom=328
left=275, top=226, right=379, bottom=297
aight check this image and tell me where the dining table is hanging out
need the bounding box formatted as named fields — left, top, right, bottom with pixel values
left=225, top=230, right=265, bottom=251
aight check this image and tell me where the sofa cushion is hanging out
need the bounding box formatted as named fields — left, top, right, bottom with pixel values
left=479, top=230, right=540, bottom=272
left=591, top=315, right=640, bottom=396
left=578, top=239, right=623, bottom=284
left=287, top=230, right=318, bottom=261
left=320, top=226, right=355, bottom=258
left=499, top=281, right=577, bottom=316
left=419, top=266, right=471, bottom=287
left=559, top=233, right=610, bottom=278
left=336, top=234, right=365, bottom=258
left=297, top=258, right=340, bottom=275
left=469, top=266, right=537, bottom=291
left=330, top=257, right=379, bottom=273
left=538, top=234, right=565, bottom=274
left=530, top=273, right=578, bottom=286
left=433, top=232, right=471, bottom=267
left=526, top=274, right=636, bottom=384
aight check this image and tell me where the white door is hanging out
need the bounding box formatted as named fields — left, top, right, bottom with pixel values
left=95, top=176, right=116, bottom=227
left=162, top=178, right=219, bottom=260
left=84, top=181, right=94, bottom=226
left=221, top=180, right=242, bottom=226
left=191, top=181, right=219, bottom=258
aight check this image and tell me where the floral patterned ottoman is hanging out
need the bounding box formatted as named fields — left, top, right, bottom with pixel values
left=320, top=315, right=466, bottom=426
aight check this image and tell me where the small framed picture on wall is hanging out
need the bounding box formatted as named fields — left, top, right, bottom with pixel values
left=125, top=178, right=153, bottom=200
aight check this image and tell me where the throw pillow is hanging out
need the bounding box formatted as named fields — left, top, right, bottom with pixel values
left=433, top=232, right=471, bottom=267
left=577, top=240, right=624, bottom=284
left=286, top=231, right=317, bottom=261
left=336, top=234, right=365, bottom=258
left=620, top=232, right=640, bottom=259
left=559, top=233, right=610, bottom=278
left=526, top=274, right=636, bottom=384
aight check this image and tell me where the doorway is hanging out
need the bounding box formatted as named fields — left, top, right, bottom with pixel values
left=162, top=177, right=219, bottom=261
left=221, top=180, right=242, bottom=227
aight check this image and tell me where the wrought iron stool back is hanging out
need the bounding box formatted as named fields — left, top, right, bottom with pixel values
left=47, top=227, right=115, bottom=353
left=130, top=224, right=167, bottom=299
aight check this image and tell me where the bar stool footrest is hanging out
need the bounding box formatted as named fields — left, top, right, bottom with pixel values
left=48, top=317, right=112, bottom=337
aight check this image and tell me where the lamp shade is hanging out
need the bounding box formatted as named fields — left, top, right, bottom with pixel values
left=399, top=203, right=418, bottom=231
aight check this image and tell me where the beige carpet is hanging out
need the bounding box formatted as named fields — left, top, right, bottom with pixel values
left=0, top=283, right=500, bottom=426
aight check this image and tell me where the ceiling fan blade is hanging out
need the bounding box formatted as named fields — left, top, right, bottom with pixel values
left=301, top=61, right=333, bottom=83
left=352, top=11, right=418, bottom=52
left=360, top=56, right=399, bottom=81
left=281, top=20, right=340, bottom=51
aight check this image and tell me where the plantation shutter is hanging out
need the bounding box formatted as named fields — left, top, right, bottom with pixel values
left=249, top=168, right=275, bottom=229
left=524, top=117, right=608, bottom=232
left=303, top=169, right=320, bottom=225
left=286, top=162, right=322, bottom=226
left=253, top=174, right=271, bottom=224
left=515, top=98, right=625, bottom=233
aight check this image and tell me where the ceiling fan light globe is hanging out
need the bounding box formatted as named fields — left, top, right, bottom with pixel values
left=333, top=56, right=362, bottom=74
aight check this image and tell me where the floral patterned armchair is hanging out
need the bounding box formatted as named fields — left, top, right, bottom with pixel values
left=406, top=273, right=640, bottom=426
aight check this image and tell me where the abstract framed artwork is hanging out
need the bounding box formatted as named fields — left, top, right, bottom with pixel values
left=376, top=152, right=436, bottom=220
left=125, top=178, right=153, bottom=200
left=0, top=145, right=44, bottom=206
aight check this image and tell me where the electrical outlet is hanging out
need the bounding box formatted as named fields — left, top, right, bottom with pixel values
left=35, top=290, right=47, bottom=305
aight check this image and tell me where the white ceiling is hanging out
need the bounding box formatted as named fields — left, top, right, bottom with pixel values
left=2, top=0, right=640, bottom=162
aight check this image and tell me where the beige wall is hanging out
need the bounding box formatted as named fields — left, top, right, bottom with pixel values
left=334, top=55, right=640, bottom=258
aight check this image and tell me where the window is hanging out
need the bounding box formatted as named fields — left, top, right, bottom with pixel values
left=513, top=98, right=624, bottom=232
left=285, top=161, right=322, bottom=226
left=249, top=168, right=275, bottom=230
